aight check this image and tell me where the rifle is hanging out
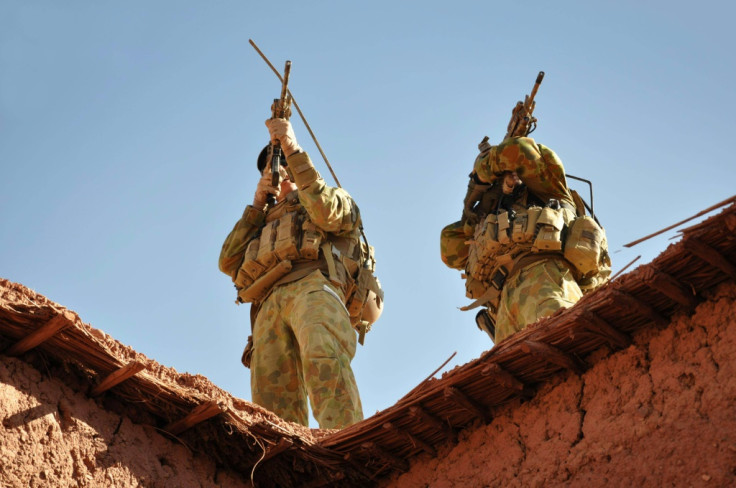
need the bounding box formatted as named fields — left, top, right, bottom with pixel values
left=266, top=60, right=292, bottom=206
left=504, top=71, right=544, bottom=140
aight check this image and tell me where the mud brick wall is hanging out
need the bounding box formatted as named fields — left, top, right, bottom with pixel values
left=0, top=355, right=249, bottom=488
left=381, top=282, right=736, bottom=488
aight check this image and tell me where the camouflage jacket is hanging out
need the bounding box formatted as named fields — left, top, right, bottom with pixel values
left=473, top=136, right=573, bottom=207
left=219, top=151, right=362, bottom=282
left=441, top=137, right=574, bottom=271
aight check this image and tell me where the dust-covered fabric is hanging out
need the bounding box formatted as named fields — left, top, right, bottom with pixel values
left=474, top=137, right=574, bottom=207
left=289, top=152, right=360, bottom=236
left=250, top=270, right=363, bottom=428
left=218, top=151, right=365, bottom=429
left=440, top=220, right=471, bottom=270
left=494, top=259, right=583, bottom=342
left=219, top=205, right=266, bottom=280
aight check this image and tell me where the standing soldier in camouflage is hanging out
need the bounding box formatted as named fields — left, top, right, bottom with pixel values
left=441, top=74, right=610, bottom=343
left=219, top=118, right=382, bottom=429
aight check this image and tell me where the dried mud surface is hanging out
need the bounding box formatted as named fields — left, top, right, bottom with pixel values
left=0, top=354, right=251, bottom=488
left=381, top=282, right=736, bottom=488
left=0, top=279, right=315, bottom=487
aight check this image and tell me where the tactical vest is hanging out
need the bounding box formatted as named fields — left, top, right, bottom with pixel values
left=464, top=183, right=608, bottom=304
left=234, top=191, right=383, bottom=333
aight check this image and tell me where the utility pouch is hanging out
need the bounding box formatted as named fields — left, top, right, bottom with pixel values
left=564, top=216, right=604, bottom=276
left=466, top=239, right=481, bottom=281
left=481, top=214, right=501, bottom=254
left=512, top=213, right=527, bottom=243
left=497, top=211, right=511, bottom=245
left=299, top=220, right=322, bottom=260
left=274, top=212, right=300, bottom=261
left=241, top=335, right=254, bottom=369
left=533, top=206, right=564, bottom=251
left=240, top=238, right=265, bottom=281
left=464, top=274, right=487, bottom=299
left=256, top=220, right=279, bottom=268
left=524, top=206, right=542, bottom=242
left=346, top=267, right=370, bottom=318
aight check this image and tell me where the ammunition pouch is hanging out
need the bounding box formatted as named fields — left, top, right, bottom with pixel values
left=344, top=241, right=384, bottom=344
left=563, top=215, right=607, bottom=278
left=234, top=194, right=384, bottom=342
left=464, top=201, right=608, bottom=307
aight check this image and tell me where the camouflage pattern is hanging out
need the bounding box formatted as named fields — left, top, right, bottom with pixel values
left=218, top=151, right=364, bottom=429
left=441, top=137, right=609, bottom=343
left=288, top=152, right=361, bottom=237
left=474, top=137, right=574, bottom=207
left=250, top=270, right=363, bottom=428
left=440, top=220, right=471, bottom=270
left=219, top=151, right=361, bottom=281
left=219, top=205, right=266, bottom=279
left=494, top=259, right=583, bottom=342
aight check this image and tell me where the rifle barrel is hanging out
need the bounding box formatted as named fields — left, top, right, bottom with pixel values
left=528, top=71, right=544, bottom=105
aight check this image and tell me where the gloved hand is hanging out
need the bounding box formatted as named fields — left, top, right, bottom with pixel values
left=461, top=178, right=491, bottom=226
left=265, top=118, right=302, bottom=157
left=253, top=163, right=288, bottom=210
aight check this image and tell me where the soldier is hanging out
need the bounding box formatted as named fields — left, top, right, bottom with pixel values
left=219, top=118, right=382, bottom=429
left=441, top=136, right=611, bottom=343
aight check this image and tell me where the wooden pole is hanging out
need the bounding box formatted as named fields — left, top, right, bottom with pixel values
left=90, top=361, right=146, bottom=396
left=165, top=400, right=224, bottom=436
left=5, top=311, right=75, bottom=356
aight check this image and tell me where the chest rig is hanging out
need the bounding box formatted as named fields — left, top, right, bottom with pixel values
left=234, top=191, right=382, bottom=338
left=463, top=183, right=577, bottom=307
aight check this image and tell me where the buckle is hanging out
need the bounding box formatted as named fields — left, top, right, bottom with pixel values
left=490, top=266, right=508, bottom=290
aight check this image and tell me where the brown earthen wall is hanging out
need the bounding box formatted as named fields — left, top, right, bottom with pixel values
left=381, top=282, right=736, bottom=488
left=0, top=355, right=249, bottom=488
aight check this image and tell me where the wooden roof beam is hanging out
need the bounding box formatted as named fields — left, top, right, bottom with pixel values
left=90, top=361, right=146, bottom=397
left=164, top=400, right=224, bottom=436
left=573, top=311, right=631, bottom=350
left=481, top=362, right=525, bottom=391
left=684, top=237, right=736, bottom=282
left=521, top=340, right=585, bottom=375
left=610, top=288, right=668, bottom=327
left=360, top=441, right=409, bottom=473
left=5, top=311, right=75, bottom=356
left=444, top=386, right=492, bottom=423
left=642, top=268, right=699, bottom=309
left=409, top=405, right=457, bottom=444
left=383, top=421, right=436, bottom=456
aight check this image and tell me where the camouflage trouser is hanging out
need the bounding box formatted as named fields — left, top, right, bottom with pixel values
left=250, top=270, right=363, bottom=429
left=494, top=258, right=582, bottom=342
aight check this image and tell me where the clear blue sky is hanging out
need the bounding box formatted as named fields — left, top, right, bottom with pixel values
left=2, top=1, right=734, bottom=426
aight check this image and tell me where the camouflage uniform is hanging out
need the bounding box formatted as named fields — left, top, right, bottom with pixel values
left=219, top=151, right=364, bottom=429
left=441, top=137, right=609, bottom=343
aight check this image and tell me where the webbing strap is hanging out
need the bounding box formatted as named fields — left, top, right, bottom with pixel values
left=320, top=242, right=342, bottom=287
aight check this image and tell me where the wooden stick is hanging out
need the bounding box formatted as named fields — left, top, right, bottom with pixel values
left=481, top=363, right=525, bottom=391
left=165, top=400, right=224, bottom=436
left=383, top=422, right=436, bottom=456
left=249, top=39, right=343, bottom=188
left=684, top=238, right=736, bottom=281
left=521, top=340, right=584, bottom=375
left=398, top=351, right=457, bottom=403
left=5, top=311, right=74, bottom=356
left=444, top=386, right=492, bottom=423
left=610, top=255, right=641, bottom=281
left=624, top=195, right=736, bottom=248
left=90, top=361, right=146, bottom=396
